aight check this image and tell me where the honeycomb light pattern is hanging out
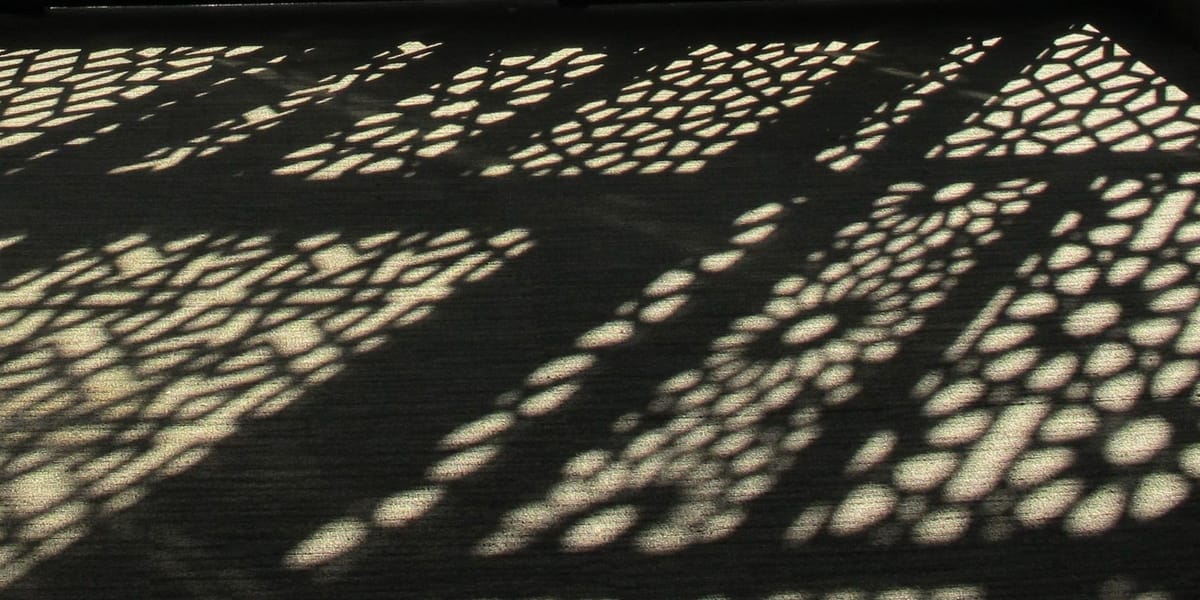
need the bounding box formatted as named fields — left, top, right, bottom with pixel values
left=479, top=40, right=877, bottom=178
left=815, top=36, right=1001, bottom=172
left=110, top=42, right=439, bottom=174
left=928, top=25, right=1200, bottom=159
left=0, top=46, right=261, bottom=161
left=793, top=172, right=1200, bottom=550
left=467, top=179, right=1041, bottom=557
left=0, top=226, right=534, bottom=588
left=274, top=48, right=606, bottom=180
left=282, top=199, right=795, bottom=572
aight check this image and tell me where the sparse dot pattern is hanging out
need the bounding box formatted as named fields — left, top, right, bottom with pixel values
left=816, top=37, right=1000, bottom=172
left=810, top=172, right=1200, bottom=549
left=470, top=179, right=1039, bottom=556
left=283, top=200, right=795, bottom=568
left=0, top=46, right=262, bottom=168
left=484, top=40, right=877, bottom=177
left=0, top=226, right=532, bottom=587
left=110, top=42, right=438, bottom=174
left=929, top=25, right=1200, bottom=159
left=275, top=48, right=607, bottom=180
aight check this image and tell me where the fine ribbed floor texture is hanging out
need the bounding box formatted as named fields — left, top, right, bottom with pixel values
left=1, top=3, right=1199, bottom=598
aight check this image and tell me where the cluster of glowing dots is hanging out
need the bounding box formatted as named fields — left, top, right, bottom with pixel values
left=929, top=24, right=1200, bottom=159
left=483, top=40, right=877, bottom=177
left=0, top=226, right=532, bottom=588
left=276, top=48, right=606, bottom=181
left=793, top=171, right=1200, bottom=550
left=111, top=42, right=438, bottom=174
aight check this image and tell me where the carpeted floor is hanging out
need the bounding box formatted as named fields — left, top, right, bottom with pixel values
left=1, top=2, right=1199, bottom=598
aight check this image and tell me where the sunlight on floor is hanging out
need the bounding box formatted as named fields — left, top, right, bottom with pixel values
left=929, top=25, right=1200, bottom=159
left=0, top=226, right=533, bottom=588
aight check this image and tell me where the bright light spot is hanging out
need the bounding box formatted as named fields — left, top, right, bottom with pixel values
left=828, top=483, right=896, bottom=536
left=893, top=452, right=958, bottom=493
left=1105, top=417, right=1171, bottom=466
left=1128, top=472, right=1189, bottom=521
left=912, top=505, right=971, bottom=545
left=1015, top=478, right=1083, bottom=528
left=1063, top=301, right=1121, bottom=337
left=560, top=505, right=638, bottom=552
left=782, top=314, right=838, bottom=345
left=1064, top=484, right=1126, bottom=536
left=943, top=401, right=1048, bottom=502
left=525, top=353, right=595, bottom=387
left=374, top=486, right=444, bottom=528
left=440, top=412, right=515, bottom=450
left=283, top=517, right=368, bottom=569
left=844, top=430, right=896, bottom=475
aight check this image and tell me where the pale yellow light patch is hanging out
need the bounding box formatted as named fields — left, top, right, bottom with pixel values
left=945, top=287, right=1015, bottom=360
left=525, top=354, right=595, bottom=388
left=1128, top=472, right=1189, bottom=521
left=427, top=444, right=499, bottom=482
left=1064, top=484, right=1125, bottom=536
left=943, top=401, right=1049, bottom=502
left=1014, top=478, right=1083, bottom=528
left=283, top=517, right=368, bottom=569
left=440, top=412, right=515, bottom=450
left=844, top=430, right=896, bottom=475
left=782, top=314, right=837, bottom=345
left=911, top=505, right=970, bottom=545
left=374, top=486, right=444, bottom=528
left=575, top=320, right=634, bottom=349
left=828, top=483, right=896, bottom=536
left=893, top=452, right=958, bottom=493
left=922, top=378, right=985, bottom=417
left=1007, top=447, right=1074, bottom=489
left=639, top=295, right=688, bottom=324
left=1063, top=301, right=1121, bottom=337
left=517, top=382, right=580, bottom=417
left=926, top=410, right=992, bottom=448
left=1105, top=417, right=1171, bottom=466
left=1129, top=190, right=1195, bottom=253
left=642, top=269, right=695, bottom=298
left=560, top=505, right=638, bottom=552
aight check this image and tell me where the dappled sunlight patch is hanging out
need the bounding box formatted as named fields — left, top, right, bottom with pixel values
left=816, top=36, right=1000, bottom=172
left=826, top=171, right=1200, bottom=547
left=0, top=226, right=531, bottom=587
left=277, top=200, right=797, bottom=568
left=486, top=40, right=877, bottom=177
left=470, top=178, right=1037, bottom=556
left=929, top=25, right=1200, bottom=159
left=111, top=42, right=438, bottom=174
left=0, top=46, right=261, bottom=172
left=275, top=48, right=606, bottom=180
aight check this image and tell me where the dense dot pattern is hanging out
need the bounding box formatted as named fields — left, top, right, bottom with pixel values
left=798, top=172, right=1200, bottom=549
left=929, top=25, right=1200, bottom=159
left=111, top=42, right=438, bottom=174
left=482, top=40, right=877, bottom=177
left=0, top=46, right=262, bottom=169
left=275, top=48, right=606, bottom=180
left=0, top=226, right=532, bottom=587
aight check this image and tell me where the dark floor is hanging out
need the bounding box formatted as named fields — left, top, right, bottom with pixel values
left=1, top=2, right=1199, bottom=598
